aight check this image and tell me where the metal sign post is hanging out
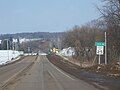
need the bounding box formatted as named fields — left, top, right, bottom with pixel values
left=7, top=39, right=9, bottom=60
left=99, top=54, right=101, bottom=64
left=105, top=32, right=107, bottom=64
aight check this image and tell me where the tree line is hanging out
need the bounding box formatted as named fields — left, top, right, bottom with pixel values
left=62, top=0, right=120, bottom=64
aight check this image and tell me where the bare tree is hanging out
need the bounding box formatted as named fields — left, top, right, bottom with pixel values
left=99, top=0, right=120, bottom=63
left=62, top=21, right=104, bottom=63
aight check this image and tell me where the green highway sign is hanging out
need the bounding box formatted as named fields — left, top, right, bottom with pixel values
left=95, top=42, right=105, bottom=46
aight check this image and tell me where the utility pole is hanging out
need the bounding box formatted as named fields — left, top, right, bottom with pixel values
left=105, top=32, right=107, bottom=64
left=7, top=39, right=9, bottom=60
left=7, top=39, right=9, bottom=50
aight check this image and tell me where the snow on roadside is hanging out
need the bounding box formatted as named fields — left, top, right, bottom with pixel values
left=58, top=47, right=93, bottom=68
left=58, top=47, right=75, bottom=57
left=39, top=53, right=47, bottom=56
left=0, top=50, right=23, bottom=65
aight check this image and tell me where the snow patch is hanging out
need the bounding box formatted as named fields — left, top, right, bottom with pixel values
left=0, top=50, right=23, bottom=65
left=59, top=47, right=75, bottom=57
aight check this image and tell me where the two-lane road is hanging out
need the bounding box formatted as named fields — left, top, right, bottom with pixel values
left=0, top=55, right=102, bottom=90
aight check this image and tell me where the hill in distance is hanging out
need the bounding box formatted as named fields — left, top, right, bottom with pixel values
left=0, top=32, right=64, bottom=40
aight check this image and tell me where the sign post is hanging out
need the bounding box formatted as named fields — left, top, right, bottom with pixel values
left=105, top=32, right=107, bottom=64
left=95, top=42, right=105, bottom=64
left=99, top=54, right=101, bottom=64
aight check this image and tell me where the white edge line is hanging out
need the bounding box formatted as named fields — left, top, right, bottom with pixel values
left=47, top=59, right=75, bottom=80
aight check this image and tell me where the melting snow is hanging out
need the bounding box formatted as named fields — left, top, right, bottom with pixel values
left=0, top=50, right=23, bottom=65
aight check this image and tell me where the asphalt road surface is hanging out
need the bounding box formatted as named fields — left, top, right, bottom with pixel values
left=0, top=55, right=102, bottom=90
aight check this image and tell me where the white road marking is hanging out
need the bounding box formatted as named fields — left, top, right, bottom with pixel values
left=47, top=59, right=75, bottom=80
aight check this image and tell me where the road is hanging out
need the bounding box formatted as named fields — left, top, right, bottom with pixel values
left=0, top=55, right=102, bottom=90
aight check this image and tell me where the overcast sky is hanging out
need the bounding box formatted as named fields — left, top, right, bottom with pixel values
left=0, top=0, right=101, bottom=34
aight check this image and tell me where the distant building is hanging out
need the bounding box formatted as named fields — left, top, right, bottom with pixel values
left=12, top=38, right=20, bottom=50
left=19, top=38, right=42, bottom=44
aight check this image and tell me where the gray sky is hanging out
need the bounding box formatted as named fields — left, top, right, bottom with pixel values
left=0, top=0, right=101, bottom=34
